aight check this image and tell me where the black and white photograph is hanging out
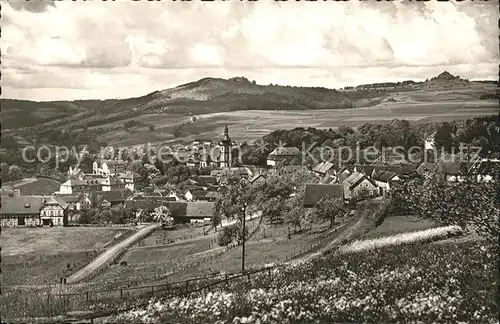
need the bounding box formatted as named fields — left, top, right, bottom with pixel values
left=0, top=0, right=499, bottom=323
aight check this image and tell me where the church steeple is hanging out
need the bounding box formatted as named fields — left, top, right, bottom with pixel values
left=223, top=124, right=230, bottom=142
left=219, top=124, right=232, bottom=168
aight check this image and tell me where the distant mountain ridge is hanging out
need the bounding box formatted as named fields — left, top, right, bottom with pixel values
left=1, top=72, right=496, bottom=132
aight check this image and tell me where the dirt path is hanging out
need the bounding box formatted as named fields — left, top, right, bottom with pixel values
left=66, top=224, right=160, bottom=284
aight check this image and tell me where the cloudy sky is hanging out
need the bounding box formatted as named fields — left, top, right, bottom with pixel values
left=2, top=0, right=497, bottom=101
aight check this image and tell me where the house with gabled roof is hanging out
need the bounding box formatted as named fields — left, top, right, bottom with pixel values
left=267, top=147, right=301, bottom=168
left=303, top=184, right=344, bottom=208
left=312, top=161, right=335, bottom=177
left=59, top=179, right=86, bottom=195
left=372, top=170, right=400, bottom=195
left=184, top=188, right=208, bottom=201
left=342, top=171, right=378, bottom=200
left=0, top=195, right=69, bottom=227
left=336, top=167, right=351, bottom=183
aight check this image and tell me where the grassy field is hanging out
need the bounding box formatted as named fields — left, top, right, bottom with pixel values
left=2, top=251, right=98, bottom=286
left=1, top=227, right=132, bottom=256
left=1, top=227, right=133, bottom=286
left=360, top=215, right=437, bottom=239
left=2, top=178, right=61, bottom=195
left=99, top=98, right=498, bottom=146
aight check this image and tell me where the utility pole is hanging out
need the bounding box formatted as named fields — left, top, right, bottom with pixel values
left=241, top=202, right=247, bottom=273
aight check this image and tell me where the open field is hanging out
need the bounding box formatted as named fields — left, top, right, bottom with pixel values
left=1, top=227, right=134, bottom=286
left=1, top=227, right=133, bottom=256
left=98, top=98, right=498, bottom=146
left=2, top=251, right=98, bottom=286
left=2, top=177, right=62, bottom=195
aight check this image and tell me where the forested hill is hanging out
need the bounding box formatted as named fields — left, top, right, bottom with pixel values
left=2, top=77, right=360, bottom=131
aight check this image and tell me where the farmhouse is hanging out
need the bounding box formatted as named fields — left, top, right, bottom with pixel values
left=59, top=179, right=86, bottom=194
left=181, top=202, right=215, bottom=224
left=372, top=171, right=400, bottom=195
left=118, top=172, right=143, bottom=191
left=40, top=196, right=68, bottom=226
left=266, top=147, right=301, bottom=167
left=342, top=171, right=378, bottom=200
left=0, top=196, right=68, bottom=227
left=303, top=184, right=344, bottom=208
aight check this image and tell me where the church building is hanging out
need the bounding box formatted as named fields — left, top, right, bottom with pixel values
left=219, top=124, right=232, bottom=168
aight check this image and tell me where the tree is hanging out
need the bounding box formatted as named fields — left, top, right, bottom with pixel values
left=149, top=124, right=155, bottom=132
left=211, top=207, right=222, bottom=231
left=8, top=165, right=22, bottom=180
left=393, top=170, right=499, bottom=242
left=152, top=205, right=173, bottom=226
left=434, top=122, right=454, bottom=152
left=313, top=195, right=348, bottom=228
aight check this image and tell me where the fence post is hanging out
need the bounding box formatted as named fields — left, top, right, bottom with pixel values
left=120, top=289, right=123, bottom=299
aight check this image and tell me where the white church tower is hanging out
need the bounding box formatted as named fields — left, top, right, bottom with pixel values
left=219, top=124, right=232, bottom=168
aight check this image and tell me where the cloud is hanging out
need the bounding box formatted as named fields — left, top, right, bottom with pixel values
left=1, top=0, right=497, bottom=100
left=7, top=0, right=55, bottom=13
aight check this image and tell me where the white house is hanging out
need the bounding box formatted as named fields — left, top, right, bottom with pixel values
left=39, top=197, right=67, bottom=226
left=59, top=179, right=86, bottom=195
left=266, top=147, right=301, bottom=167
left=342, top=171, right=378, bottom=200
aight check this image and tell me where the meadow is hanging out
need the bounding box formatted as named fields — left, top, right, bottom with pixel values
left=111, top=239, right=498, bottom=324
left=2, top=177, right=61, bottom=195
left=1, top=227, right=133, bottom=286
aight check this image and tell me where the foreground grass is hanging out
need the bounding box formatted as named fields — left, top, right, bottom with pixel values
left=112, top=240, right=499, bottom=324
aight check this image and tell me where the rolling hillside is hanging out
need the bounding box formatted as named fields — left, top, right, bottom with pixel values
left=2, top=72, right=497, bottom=146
